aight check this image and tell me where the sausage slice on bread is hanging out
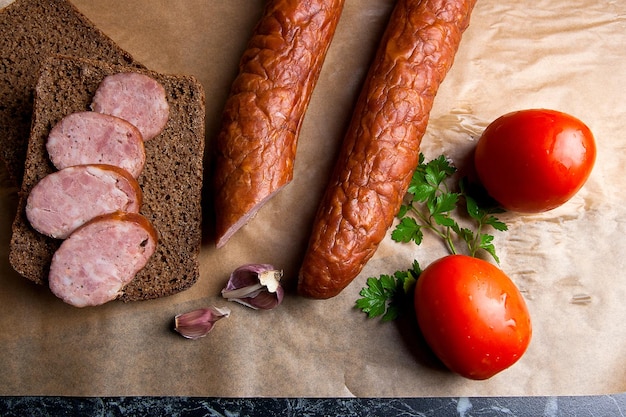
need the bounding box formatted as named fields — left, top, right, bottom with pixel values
left=9, top=55, right=205, bottom=302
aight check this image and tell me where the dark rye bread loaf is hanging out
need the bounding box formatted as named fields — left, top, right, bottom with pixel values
left=0, top=0, right=143, bottom=186
left=9, top=55, right=206, bottom=302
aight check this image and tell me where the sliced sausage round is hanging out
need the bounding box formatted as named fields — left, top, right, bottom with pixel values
left=48, top=212, right=158, bottom=307
left=25, top=164, right=142, bottom=239
left=46, top=111, right=146, bottom=178
left=91, top=72, right=170, bottom=141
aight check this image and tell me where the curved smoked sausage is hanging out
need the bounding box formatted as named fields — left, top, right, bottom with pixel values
left=212, top=0, right=345, bottom=248
left=49, top=212, right=157, bottom=307
left=298, top=0, right=477, bottom=299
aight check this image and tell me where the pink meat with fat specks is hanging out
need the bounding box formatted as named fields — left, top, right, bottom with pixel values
left=46, top=111, right=146, bottom=178
left=25, top=164, right=142, bottom=239
left=91, top=72, right=169, bottom=141
left=48, top=212, right=158, bottom=307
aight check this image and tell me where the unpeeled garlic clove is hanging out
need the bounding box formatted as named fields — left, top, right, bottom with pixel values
left=221, top=264, right=284, bottom=310
left=174, top=306, right=231, bottom=340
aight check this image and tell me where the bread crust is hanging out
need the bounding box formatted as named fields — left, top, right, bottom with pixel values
left=297, top=0, right=477, bottom=299
left=9, top=55, right=205, bottom=302
left=212, top=0, right=345, bottom=248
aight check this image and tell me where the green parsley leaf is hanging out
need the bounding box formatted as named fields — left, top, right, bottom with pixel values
left=355, top=263, right=421, bottom=321
left=425, top=155, right=456, bottom=186
left=391, top=217, right=423, bottom=244
left=397, top=204, right=409, bottom=218
left=465, top=194, right=481, bottom=220
left=409, top=182, right=437, bottom=202
left=432, top=192, right=459, bottom=216
left=356, top=276, right=393, bottom=319
left=485, top=215, right=508, bottom=232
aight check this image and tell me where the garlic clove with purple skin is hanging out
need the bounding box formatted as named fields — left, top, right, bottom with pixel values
left=221, top=264, right=284, bottom=310
left=174, top=306, right=231, bottom=340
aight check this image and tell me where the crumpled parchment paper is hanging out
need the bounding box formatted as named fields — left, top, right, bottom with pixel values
left=0, top=0, right=624, bottom=396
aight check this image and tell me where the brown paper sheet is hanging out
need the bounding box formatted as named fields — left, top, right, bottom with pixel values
left=1, top=0, right=625, bottom=397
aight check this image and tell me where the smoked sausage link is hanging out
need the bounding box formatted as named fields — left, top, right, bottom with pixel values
left=213, top=0, right=345, bottom=248
left=298, top=0, right=477, bottom=299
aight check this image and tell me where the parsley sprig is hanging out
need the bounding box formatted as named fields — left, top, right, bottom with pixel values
left=394, top=153, right=507, bottom=263
left=355, top=261, right=421, bottom=322
left=356, top=153, right=508, bottom=320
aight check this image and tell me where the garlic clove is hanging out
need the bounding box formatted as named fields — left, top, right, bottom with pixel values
left=221, top=264, right=284, bottom=310
left=258, top=269, right=282, bottom=293
left=174, top=306, right=230, bottom=340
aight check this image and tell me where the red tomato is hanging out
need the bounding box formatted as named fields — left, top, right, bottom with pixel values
left=474, top=109, right=596, bottom=213
left=414, top=255, right=532, bottom=380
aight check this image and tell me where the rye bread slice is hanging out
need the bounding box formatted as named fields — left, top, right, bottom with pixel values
left=9, top=55, right=206, bottom=302
left=0, top=0, right=143, bottom=186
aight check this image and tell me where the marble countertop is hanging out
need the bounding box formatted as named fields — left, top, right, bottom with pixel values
left=1, top=395, right=625, bottom=416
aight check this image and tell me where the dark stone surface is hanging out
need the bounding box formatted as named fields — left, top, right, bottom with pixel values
left=1, top=394, right=625, bottom=416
